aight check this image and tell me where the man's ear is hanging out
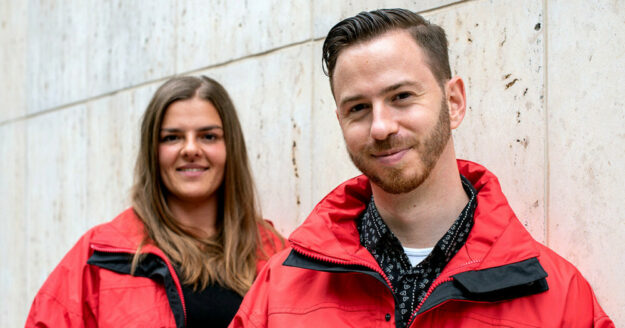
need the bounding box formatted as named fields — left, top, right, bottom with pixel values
left=445, top=76, right=466, bottom=130
left=335, top=108, right=339, bottom=121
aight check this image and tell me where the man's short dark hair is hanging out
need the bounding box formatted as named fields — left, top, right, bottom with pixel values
left=322, top=8, right=451, bottom=89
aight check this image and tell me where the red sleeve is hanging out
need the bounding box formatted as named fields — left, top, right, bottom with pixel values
left=561, top=271, right=614, bottom=328
left=255, top=220, right=286, bottom=274
left=231, top=250, right=288, bottom=328
left=25, top=232, right=99, bottom=328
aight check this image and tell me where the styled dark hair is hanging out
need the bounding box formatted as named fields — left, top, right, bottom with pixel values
left=132, top=75, right=276, bottom=295
left=322, top=8, right=451, bottom=89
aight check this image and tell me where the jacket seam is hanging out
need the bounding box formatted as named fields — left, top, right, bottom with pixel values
left=36, top=290, right=84, bottom=318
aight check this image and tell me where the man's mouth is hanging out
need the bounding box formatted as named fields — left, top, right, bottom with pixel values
left=371, top=147, right=411, bottom=164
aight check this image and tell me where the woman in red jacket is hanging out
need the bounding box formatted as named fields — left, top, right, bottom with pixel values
left=26, top=76, right=284, bottom=328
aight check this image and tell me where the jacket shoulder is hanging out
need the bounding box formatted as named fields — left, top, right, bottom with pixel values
left=534, top=242, right=614, bottom=326
left=26, top=209, right=142, bottom=327
left=255, top=221, right=287, bottom=274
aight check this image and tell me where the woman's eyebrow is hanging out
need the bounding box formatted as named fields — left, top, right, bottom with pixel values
left=160, top=125, right=223, bottom=133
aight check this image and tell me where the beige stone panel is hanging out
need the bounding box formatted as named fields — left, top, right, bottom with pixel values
left=27, top=1, right=177, bottom=114
left=25, top=107, right=88, bottom=305
left=0, top=1, right=27, bottom=123
left=197, top=44, right=314, bottom=235
left=84, top=84, right=158, bottom=227
left=431, top=0, right=546, bottom=242
left=86, top=2, right=177, bottom=104
left=0, top=122, right=27, bottom=326
left=176, top=0, right=311, bottom=74
left=311, top=40, right=361, bottom=205
left=312, top=0, right=462, bottom=38
left=547, top=1, right=625, bottom=324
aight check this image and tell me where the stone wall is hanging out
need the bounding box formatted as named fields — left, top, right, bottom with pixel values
left=1, top=0, right=623, bottom=326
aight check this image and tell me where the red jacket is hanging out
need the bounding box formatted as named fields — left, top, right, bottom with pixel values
left=26, top=208, right=284, bottom=328
left=231, top=160, right=613, bottom=328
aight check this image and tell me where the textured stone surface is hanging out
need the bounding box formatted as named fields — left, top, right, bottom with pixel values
left=200, top=44, right=314, bottom=234
left=85, top=85, right=157, bottom=226
left=176, top=0, right=311, bottom=74
left=433, top=0, right=546, bottom=243
left=0, top=1, right=27, bottom=123
left=25, top=107, right=88, bottom=304
left=313, top=0, right=462, bottom=38
left=547, top=1, right=625, bottom=324
left=311, top=40, right=361, bottom=204
left=0, top=122, right=27, bottom=325
left=26, top=1, right=177, bottom=114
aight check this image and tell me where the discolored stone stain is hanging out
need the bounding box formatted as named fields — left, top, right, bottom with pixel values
left=500, top=28, right=507, bottom=47
left=534, top=23, right=541, bottom=31
left=291, top=140, right=299, bottom=178
left=523, top=88, right=528, bottom=96
left=533, top=200, right=539, bottom=208
left=515, top=137, right=529, bottom=149
left=503, top=73, right=511, bottom=80
left=516, top=111, right=521, bottom=124
left=505, top=78, right=519, bottom=90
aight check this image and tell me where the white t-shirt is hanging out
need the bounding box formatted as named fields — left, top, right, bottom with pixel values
left=403, top=246, right=434, bottom=267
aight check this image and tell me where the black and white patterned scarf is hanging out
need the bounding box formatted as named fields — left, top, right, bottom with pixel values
left=357, top=175, right=477, bottom=327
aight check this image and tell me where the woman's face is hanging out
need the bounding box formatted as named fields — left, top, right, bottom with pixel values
left=158, top=97, right=226, bottom=205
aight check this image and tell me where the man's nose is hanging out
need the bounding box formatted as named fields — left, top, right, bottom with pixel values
left=370, top=102, right=398, bottom=140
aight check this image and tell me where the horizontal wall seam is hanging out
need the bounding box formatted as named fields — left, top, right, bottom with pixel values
left=0, top=37, right=325, bottom=127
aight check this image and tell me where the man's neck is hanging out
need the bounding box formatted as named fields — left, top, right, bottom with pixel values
left=371, top=151, right=469, bottom=249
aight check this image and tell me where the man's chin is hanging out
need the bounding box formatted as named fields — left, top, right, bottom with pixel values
left=366, top=171, right=425, bottom=194
left=350, top=155, right=424, bottom=194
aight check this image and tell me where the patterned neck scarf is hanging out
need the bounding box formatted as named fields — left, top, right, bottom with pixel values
left=357, top=175, right=477, bottom=327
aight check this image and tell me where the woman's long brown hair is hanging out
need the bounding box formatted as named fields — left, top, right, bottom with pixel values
left=131, top=75, right=271, bottom=296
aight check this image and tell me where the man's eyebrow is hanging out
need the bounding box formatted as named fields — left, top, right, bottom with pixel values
left=160, top=125, right=223, bottom=133
left=380, top=80, right=423, bottom=94
left=338, top=80, right=423, bottom=107
left=339, top=94, right=366, bottom=108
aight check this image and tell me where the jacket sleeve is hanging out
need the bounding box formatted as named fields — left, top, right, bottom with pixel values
left=231, top=250, right=288, bottom=328
left=561, top=270, right=614, bottom=328
left=255, top=220, right=286, bottom=274
left=25, top=233, right=99, bottom=328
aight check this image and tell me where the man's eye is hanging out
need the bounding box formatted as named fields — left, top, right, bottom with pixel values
left=394, top=92, right=411, bottom=101
left=350, top=103, right=369, bottom=113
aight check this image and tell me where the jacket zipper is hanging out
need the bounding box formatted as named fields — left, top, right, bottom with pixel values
left=291, top=244, right=395, bottom=293
left=90, top=244, right=188, bottom=327
left=407, top=276, right=454, bottom=327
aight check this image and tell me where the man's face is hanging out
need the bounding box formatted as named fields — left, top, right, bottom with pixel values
left=333, top=30, right=451, bottom=194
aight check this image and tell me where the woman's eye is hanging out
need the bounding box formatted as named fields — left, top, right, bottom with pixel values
left=202, top=133, right=221, bottom=141
left=160, top=135, right=179, bottom=142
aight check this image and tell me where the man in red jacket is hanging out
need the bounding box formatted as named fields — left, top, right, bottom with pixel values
left=231, top=8, right=613, bottom=327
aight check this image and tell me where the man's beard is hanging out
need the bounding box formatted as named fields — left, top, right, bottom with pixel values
left=348, top=98, right=451, bottom=194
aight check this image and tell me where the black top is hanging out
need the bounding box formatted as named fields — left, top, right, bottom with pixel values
left=357, top=174, right=478, bottom=327
left=181, top=282, right=243, bottom=328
